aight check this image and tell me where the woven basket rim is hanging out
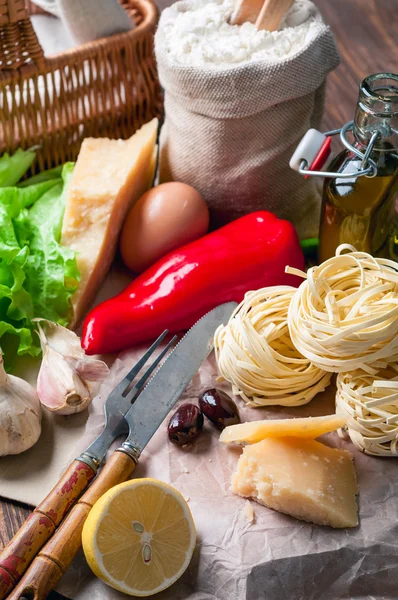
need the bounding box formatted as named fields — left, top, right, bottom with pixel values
left=48, top=0, right=158, bottom=59
left=0, top=0, right=158, bottom=82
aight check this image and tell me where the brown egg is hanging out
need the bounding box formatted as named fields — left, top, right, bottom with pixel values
left=120, top=182, right=209, bottom=273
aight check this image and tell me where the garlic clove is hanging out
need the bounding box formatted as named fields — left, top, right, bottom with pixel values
left=0, top=351, right=41, bottom=457
left=35, top=320, right=109, bottom=415
left=37, top=347, right=89, bottom=414
left=34, top=318, right=82, bottom=358
left=36, top=344, right=76, bottom=411
left=75, top=359, right=110, bottom=383
left=75, top=359, right=110, bottom=398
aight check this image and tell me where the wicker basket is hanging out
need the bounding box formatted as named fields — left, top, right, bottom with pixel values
left=0, top=0, right=163, bottom=171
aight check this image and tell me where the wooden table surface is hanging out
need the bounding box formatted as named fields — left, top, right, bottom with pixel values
left=0, top=0, right=397, bottom=597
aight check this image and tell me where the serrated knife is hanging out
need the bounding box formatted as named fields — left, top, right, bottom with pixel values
left=7, top=301, right=237, bottom=600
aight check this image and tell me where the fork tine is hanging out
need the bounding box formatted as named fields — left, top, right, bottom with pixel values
left=109, top=330, right=169, bottom=399
left=125, top=335, right=179, bottom=402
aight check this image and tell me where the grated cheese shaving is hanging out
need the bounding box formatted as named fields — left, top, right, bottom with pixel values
left=214, top=286, right=331, bottom=407
left=242, top=500, right=255, bottom=523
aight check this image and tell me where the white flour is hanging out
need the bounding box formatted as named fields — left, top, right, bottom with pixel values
left=161, top=0, right=320, bottom=67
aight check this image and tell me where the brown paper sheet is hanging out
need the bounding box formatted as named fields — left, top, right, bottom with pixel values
left=0, top=269, right=397, bottom=599
left=55, top=350, right=398, bottom=600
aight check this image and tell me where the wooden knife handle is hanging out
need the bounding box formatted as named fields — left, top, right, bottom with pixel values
left=8, top=451, right=136, bottom=600
left=0, top=459, right=96, bottom=599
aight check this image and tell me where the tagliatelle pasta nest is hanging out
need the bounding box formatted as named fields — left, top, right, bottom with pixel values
left=336, top=365, right=398, bottom=456
left=286, top=245, right=398, bottom=374
left=214, top=286, right=332, bottom=407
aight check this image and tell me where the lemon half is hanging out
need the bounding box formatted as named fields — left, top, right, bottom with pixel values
left=82, top=478, right=196, bottom=596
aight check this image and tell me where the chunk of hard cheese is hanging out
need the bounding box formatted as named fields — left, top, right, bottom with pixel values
left=220, top=414, right=347, bottom=445
left=61, top=118, right=158, bottom=327
left=232, top=437, right=358, bottom=528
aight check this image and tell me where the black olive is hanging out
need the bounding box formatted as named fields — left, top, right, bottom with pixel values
left=199, top=388, right=240, bottom=430
left=168, top=403, right=204, bottom=446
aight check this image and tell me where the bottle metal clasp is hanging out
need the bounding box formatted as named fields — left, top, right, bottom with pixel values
left=290, top=121, right=379, bottom=180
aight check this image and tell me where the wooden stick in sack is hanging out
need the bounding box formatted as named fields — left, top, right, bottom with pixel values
left=230, top=0, right=264, bottom=25
left=256, top=0, right=295, bottom=31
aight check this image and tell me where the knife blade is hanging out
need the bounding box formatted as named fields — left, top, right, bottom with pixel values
left=119, top=301, right=237, bottom=459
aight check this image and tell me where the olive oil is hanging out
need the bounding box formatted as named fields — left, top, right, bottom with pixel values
left=319, top=73, right=398, bottom=262
left=320, top=150, right=398, bottom=262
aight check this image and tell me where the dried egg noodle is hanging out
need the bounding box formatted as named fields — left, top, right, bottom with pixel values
left=214, top=286, right=331, bottom=407
left=286, top=245, right=398, bottom=373
left=336, top=364, right=398, bottom=456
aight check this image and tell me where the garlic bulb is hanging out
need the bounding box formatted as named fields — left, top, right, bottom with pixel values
left=0, top=351, right=41, bottom=456
left=35, top=319, right=109, bottom=415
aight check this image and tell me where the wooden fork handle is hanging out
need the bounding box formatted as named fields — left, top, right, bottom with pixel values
left=0, top=459, right=96, bottom=599
left=8, top=451, right=136, bottom=600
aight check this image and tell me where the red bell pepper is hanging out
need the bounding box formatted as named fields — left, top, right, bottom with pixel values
left=82, top=211, right=304, bottom=355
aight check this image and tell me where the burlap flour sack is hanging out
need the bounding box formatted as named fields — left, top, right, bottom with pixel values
left=155, top=0, right=340, bottom=238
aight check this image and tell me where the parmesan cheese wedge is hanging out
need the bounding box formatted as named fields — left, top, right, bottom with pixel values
left=61, top=118, right=159, bottom=327
left=220, top=414, right=347, bottom=445
left=232, top=437, right=358, bottom=528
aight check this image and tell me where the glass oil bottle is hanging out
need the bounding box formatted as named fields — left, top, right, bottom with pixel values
left=319, top=73, right=398, bottom=262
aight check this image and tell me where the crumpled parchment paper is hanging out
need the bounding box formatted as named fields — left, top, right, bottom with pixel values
left=56, top=348, right=398, bottom=600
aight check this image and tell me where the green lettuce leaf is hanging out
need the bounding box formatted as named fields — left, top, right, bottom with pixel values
left=0, top=148, right=36, bottom=187
left=0, top=160, right=78, bottom=370
left=18, top=165, right=63, bottom=188
left=19, top=163, right=79, bottom=324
